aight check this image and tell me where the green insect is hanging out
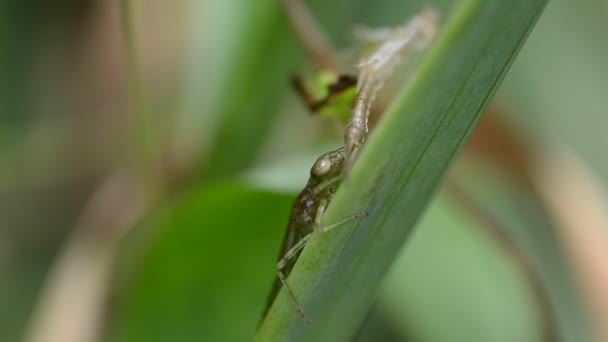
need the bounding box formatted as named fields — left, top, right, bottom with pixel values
left=278, top=0, right=359, bottom=123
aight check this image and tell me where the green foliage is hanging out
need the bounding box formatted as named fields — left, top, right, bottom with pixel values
left=381, top=195, right=542, bottom=342
left=257, top=0, right=548, bottom=340
left=111, top=183, right=293, bottom=341
left=7, top=0, right=608, bottom=341
left=201, top=1, right=303, bottom=179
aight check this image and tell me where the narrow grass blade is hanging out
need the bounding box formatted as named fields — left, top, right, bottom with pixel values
left=257, top=0, right=548, bottom=340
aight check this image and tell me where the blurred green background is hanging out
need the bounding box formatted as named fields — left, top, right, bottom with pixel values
left=1, top=0, right=607, bottom=341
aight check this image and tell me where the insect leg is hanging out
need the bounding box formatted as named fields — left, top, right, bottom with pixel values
left=277, top=233, right=313, bottom=323
left=290, top=74, right=326, bottom=112
left=319, top=212, right=369, bottom=233
left=314, top=199, right=368, bottom=234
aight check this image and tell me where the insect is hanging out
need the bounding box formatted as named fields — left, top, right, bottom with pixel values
left=344, top=8, right=439, bottom=166
left=283, top=0, right=440, bottom=169
left=263, top=0, right=440, bottom=323
left=280, top=0, right=359, bottom=122
left=263, top=147, right=367, bottom=322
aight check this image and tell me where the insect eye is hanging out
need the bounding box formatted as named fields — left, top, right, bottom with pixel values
left=311, top=157, right=332, bottom=177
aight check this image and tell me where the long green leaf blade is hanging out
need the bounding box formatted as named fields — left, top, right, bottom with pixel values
left=257, top=0, right=548, bottom=340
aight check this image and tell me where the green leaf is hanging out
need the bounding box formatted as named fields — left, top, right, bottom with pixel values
left=256, top=0, right=548, bottom=340
left=454, top=160, right=593, bottom=341
left=200, top=0, right=303, bottom=179
left=499, top=0, right=608, bottom=180
left=109, top=183, right=294, bottom=342
left=379, top=194, right=543, bottom=342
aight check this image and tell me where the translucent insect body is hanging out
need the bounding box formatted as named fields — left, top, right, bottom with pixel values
left=345, top=8, right=439, bottom=164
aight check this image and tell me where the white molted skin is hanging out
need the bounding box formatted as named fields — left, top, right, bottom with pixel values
left=344, top=8, right=440, bottom=164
